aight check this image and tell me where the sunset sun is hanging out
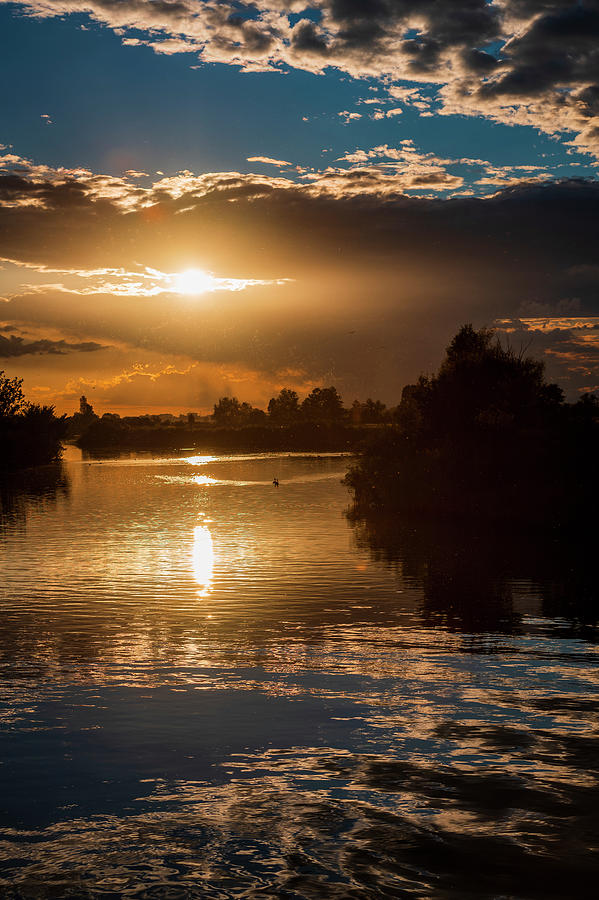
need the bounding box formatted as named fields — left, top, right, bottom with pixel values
left=174, top=268, right=213, bottom=295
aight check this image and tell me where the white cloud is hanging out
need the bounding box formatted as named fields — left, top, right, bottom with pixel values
left=247, top=156, right=292, bottom=167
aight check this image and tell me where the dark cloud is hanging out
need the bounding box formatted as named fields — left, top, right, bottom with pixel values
left=2, top=154, right=597, bottom=274
left=0, top=173, right=95, bottom=209
left=0, top=332, right=108, bottom=357
left=291, top=20, right=329, bottom=54
left=482, top=6, right=599, bottom=99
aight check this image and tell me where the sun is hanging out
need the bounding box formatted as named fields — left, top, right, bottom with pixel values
left=174, top=268, right=213, bottom=295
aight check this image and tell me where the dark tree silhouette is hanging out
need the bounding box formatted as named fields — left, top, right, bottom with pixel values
left=351, top=398, right=388, bottom=424
left=213, top=396, right=242, bottom=423
left=301, top=386, right=345, bottom=423
left=79, top=395, right=95, bottom=417
left=0, top=370, right=67, bottom=470
left=213, top=396, right=266, bottom=425
left=0, top=371, right=27, bottom=417
left=346, top=324, right=599, bottom=522
left=268, top=388, right=300, bottom=424
left=67, top=394, right=98, bottom=437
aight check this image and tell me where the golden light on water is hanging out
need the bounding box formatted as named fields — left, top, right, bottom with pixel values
left=192, top=475, right=218, bottom=486
left=192, top=524, right=214, bottom=597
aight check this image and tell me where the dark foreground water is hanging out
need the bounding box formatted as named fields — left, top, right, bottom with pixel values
left=0, top=449, right=598, bottom=898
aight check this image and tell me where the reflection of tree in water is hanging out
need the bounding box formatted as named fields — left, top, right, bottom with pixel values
left=0, top=463, right=69, bottom=534
left=350, top=510, right=599, bottom=639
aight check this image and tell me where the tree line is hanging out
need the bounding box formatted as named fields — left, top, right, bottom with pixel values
left=213, top=387, right=390, bottom=425
left=70, top=386, right=390, bottom=451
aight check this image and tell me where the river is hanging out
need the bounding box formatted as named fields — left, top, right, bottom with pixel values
left=0, top=448, right=598, bottom=897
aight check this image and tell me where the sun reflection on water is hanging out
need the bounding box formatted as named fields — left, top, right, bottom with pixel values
left=192, top=524, right=214, bottom=598
left=192, top=475, right=218, bottom=486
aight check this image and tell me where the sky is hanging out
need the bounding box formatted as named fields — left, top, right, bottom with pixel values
left=1, top=0, right=599, bottom=414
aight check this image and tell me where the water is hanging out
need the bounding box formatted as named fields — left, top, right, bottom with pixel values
left=0, top=449, right=598, bottom=898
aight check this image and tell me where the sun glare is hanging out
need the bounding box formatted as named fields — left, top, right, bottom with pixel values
left=192, top=524, right=214, bottom=597
left=174, top=268, right=213, bottom=295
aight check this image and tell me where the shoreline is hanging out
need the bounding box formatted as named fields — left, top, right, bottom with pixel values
left=75, top=422, right=382, bottom=453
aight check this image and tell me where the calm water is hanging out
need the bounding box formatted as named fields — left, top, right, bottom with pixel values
left=1, top=449, right=598, bottom=898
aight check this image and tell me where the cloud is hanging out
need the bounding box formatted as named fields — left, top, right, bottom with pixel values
left=301, top=163, right=464, bottom=195
left=0, top=259, right=289, bottom=298
left=338, top=110, right=362, bottom=123
left=247, top=156, right=292, bottom=167
left=0, top=153, right=146, bottom=209
left=4, top=0, right=599, bottom=154
left=0, top=330, right=108, bottom=357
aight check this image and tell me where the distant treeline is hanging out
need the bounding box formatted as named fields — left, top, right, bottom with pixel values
left=346, top=325, right=599, bottom=525
left=72, top=386, right=393, bottom=451
left=0, top=371, right=67, bottom=470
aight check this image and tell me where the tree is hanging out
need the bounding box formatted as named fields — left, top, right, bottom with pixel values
left=79, top=395, right=95, bottom=417
left=213, top=396, right=242, bottom=423
left=346, top=324, right=587, bottom=521
left=245, top=405, right=267, bottom=424
left=268, top=388, right=300, bottom=424
left=399, top=324, right=564, bottom=441
left=0, top=371, right=27, bottom=417
left=301, top=386, right=345, bottom=423
left=213, top=396, right=266, bottom=425
left=351, top=398, right=387, bottom=424
left=0, top=371, right=67, bottom=469
left=363, top=398, right=387, bottom=424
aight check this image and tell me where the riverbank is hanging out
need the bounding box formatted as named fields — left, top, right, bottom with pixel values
left=76, top=420, right=381, bottom=452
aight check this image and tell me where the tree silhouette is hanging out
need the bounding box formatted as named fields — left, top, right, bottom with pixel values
left=213, top=396, right=242, bottom=423
left=213, top=396, right=266, bottom=425
left=0, top=370, right=67, bottom=469
left=0, top=371, right=27, bottom=417
left=79, top=395, right=95, bottom=417
left=268, top=388, right=300, bottom=424
left=351, top=398, right=387, bottom=424
left=346, top=324, right=598, bottom=522
left=301, top=386, right=345, bottom=423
